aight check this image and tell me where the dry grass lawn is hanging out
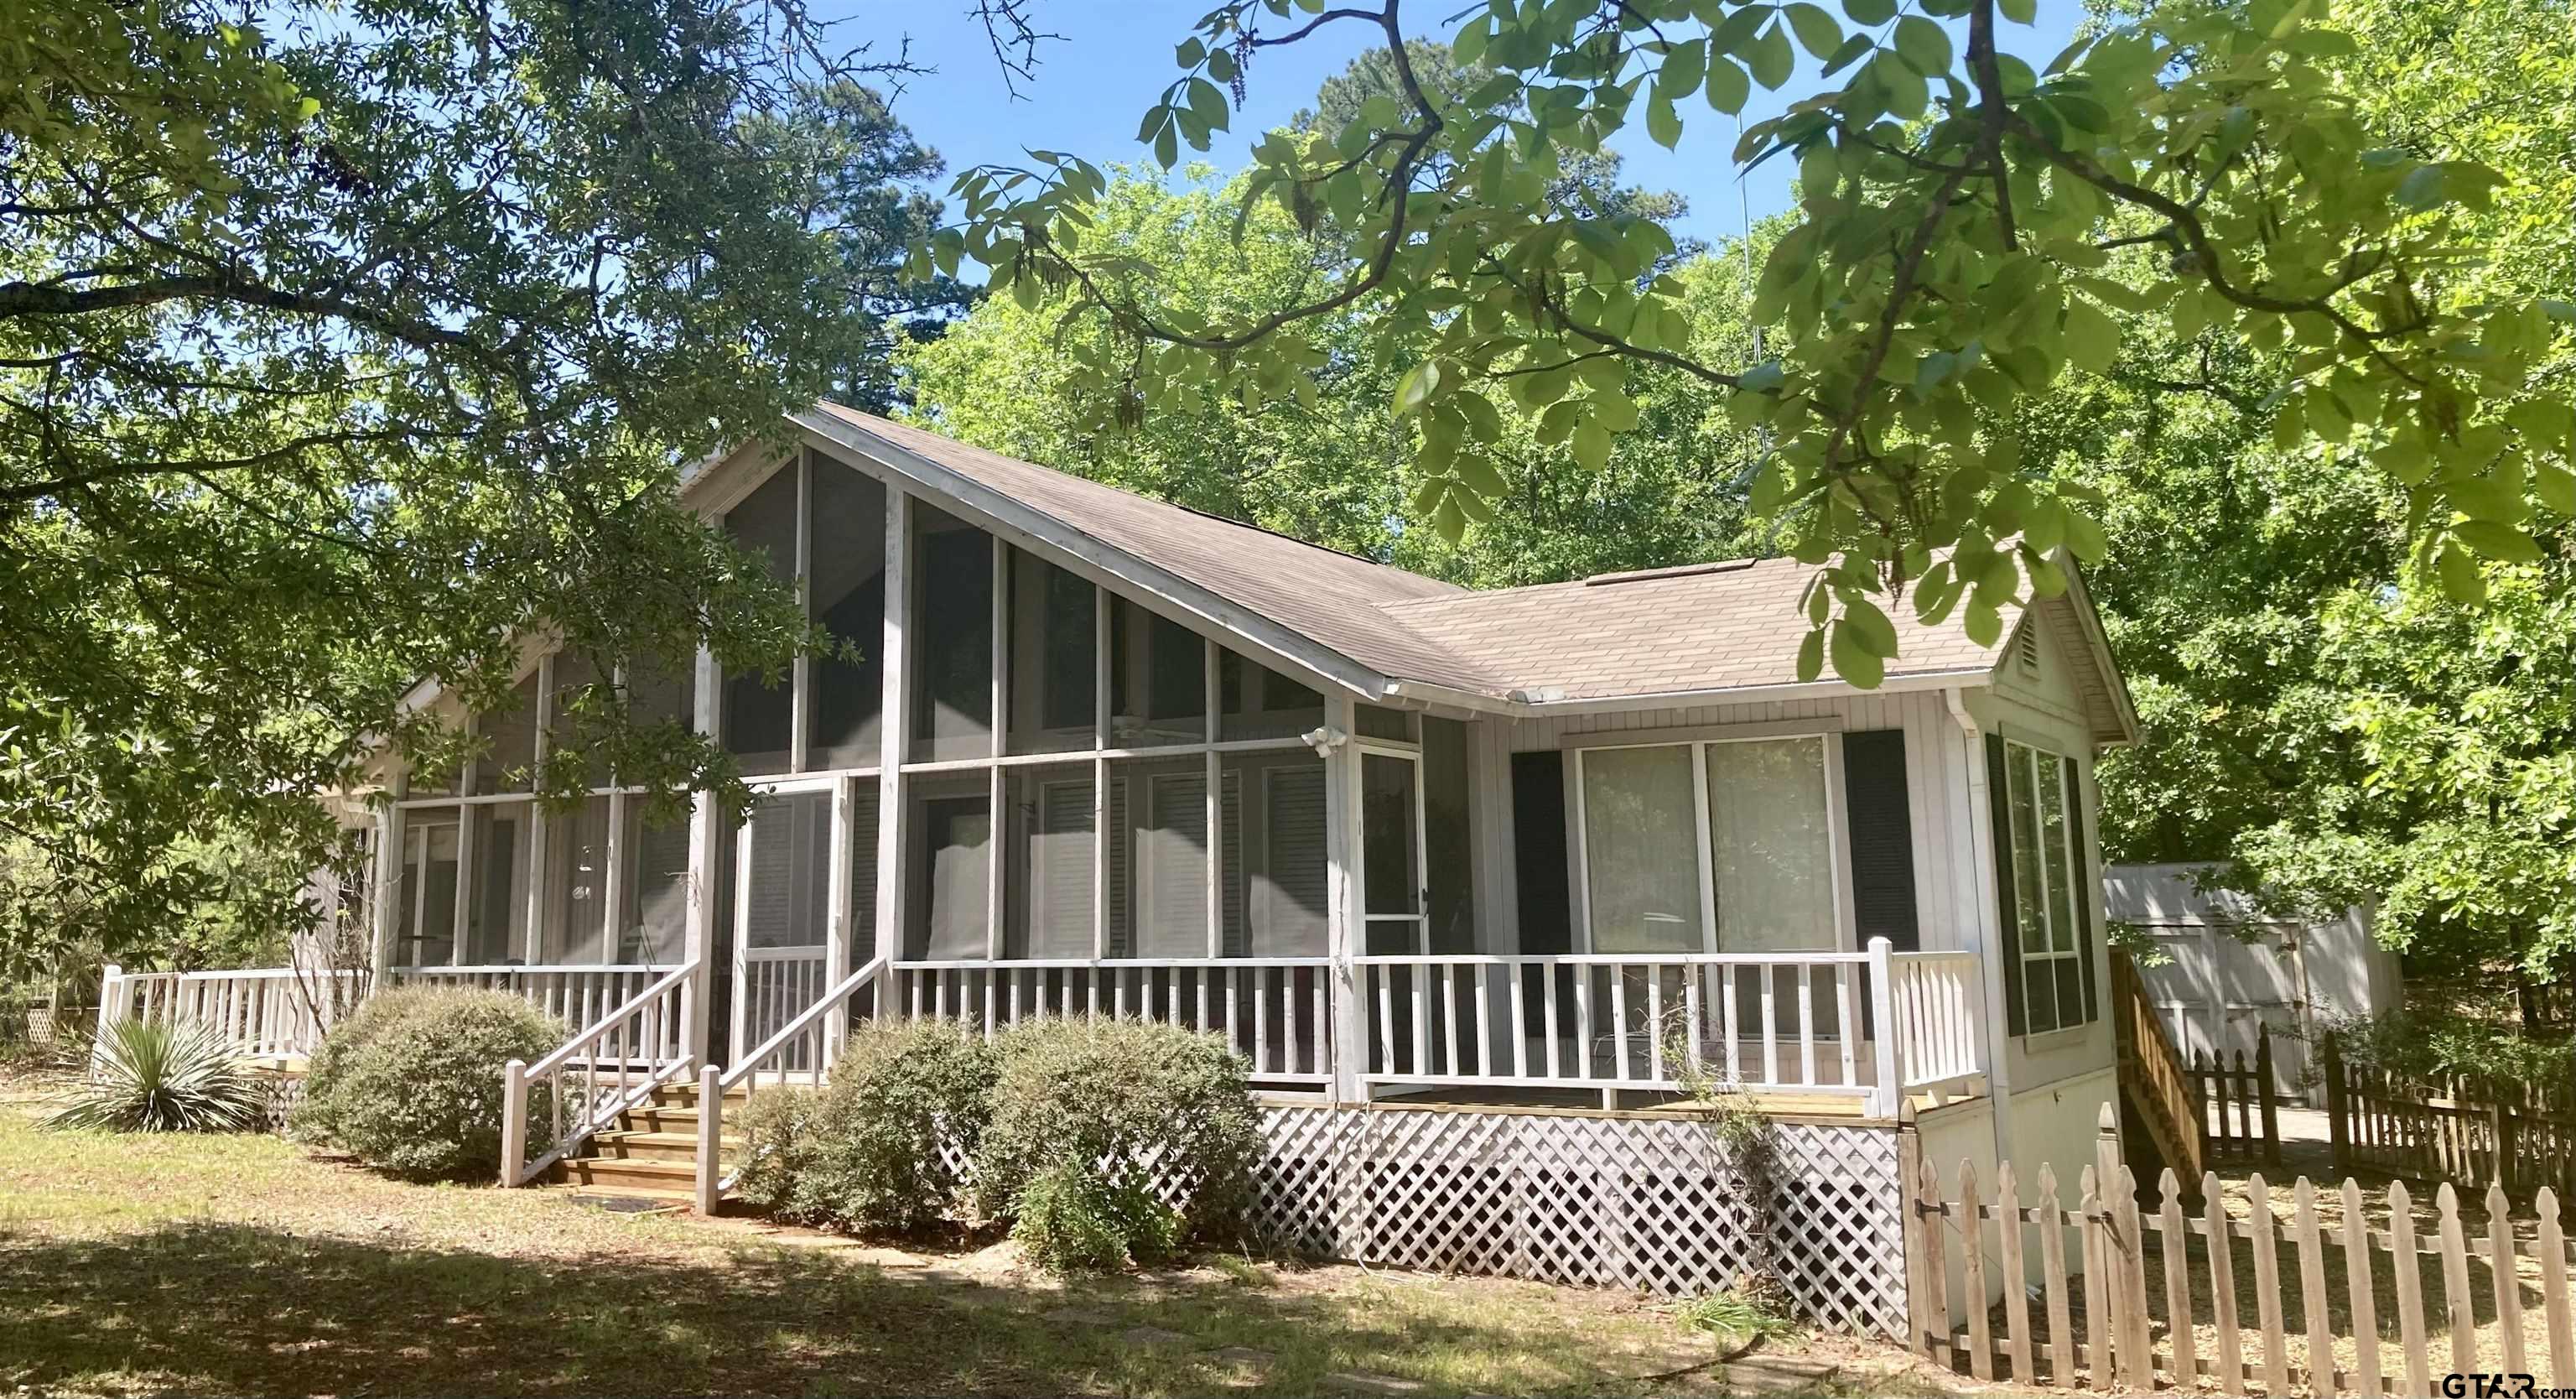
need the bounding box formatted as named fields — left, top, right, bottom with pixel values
left=0, top=1075, right=1956, bottom=1396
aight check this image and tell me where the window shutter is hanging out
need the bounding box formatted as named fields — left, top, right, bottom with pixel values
left=2063, top=753, right=2100, bottom=1025
left=1509, top=751, right=1573, bottom=954
left=846, top=792, right=878, bottom=965
left=1985, top=732, right=2025, bottom=1036
left=1259, top=765, right=1327, bottom=955
left=1839, top=730, right=1919, bottom=952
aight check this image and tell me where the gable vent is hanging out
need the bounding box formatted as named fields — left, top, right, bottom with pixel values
left=1584, top=558, right=1759, bottom=587
left=2016, top=622, right=2042, bottom=675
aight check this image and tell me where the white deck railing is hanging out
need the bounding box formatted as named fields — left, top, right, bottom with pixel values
left=697, top=953, right=889, bottom=1213
left=891, top=957, right=1335, bottom=1084
left=392, top=964, right=666, bottom=1032
left=734, top=945, right=831, bottom=1064
left=1353, top=938, right=1985, bottom=1113
left=1888, top=949, right=1984, bottom=1098
left=96, top=965, right=358, bottom=1062
left=499, top=956, right=699, bottom=1187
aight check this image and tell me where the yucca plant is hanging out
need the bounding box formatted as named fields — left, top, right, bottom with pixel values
left=49, top=1018, right=262, bottom=1133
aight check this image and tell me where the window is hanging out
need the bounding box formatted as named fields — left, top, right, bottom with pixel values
left=2002, top=738, right=2094, bottom=1035
left=1576, top=736, right=1841, bottom=954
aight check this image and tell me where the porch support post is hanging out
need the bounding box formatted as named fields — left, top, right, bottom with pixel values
left=1868, top=935, right=1901, bottom=1119
left=1204, top=637, right=1221, bottom=960
left=874, top=488, right=911, bottom=1017
left=1945, top=688, right=2017, bottom=1166
left=524, top=654, right=553, bottom=965
left=986, top=538, right=1006, bottom=961
left=453, top=713, right=476, bottom=964
left=369, top=765, right=408, bottom=986
left=1322, top=691, right=1363, bottom=1103
left=823, top=773, right=854, bottom=1062
left=1090, top=583, right=1110, bottom=966
left=683, top=642, right=721, bottom=1067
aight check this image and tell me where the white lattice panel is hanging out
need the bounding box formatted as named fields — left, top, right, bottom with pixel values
left=1240, top=1104, right=1907, bottom=1339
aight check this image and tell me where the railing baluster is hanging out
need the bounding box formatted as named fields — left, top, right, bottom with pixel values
left=1474, top=964, right=1493, bottom=1079
left=1798, top=964, right=1816, bottom=1085
left=1647, top=969, right=1665, bottom=1082
left=1543, top=966, right=1561, bottom=1079
left=1509, top=965, right=1529, bottom=1079
left=1610, top=965, right=1631, bottom=1082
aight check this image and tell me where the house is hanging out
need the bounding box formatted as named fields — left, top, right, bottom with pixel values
left=97, top=403, right=2142, bottom=1335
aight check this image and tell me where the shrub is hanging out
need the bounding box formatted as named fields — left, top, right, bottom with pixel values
left=974, top=1017, right=1259, bottom=1270
left=298, top=987, right=564, bottom=1180
left=47, top=1018, right=262, bottom=1132
left=733, top=1019, right=996, bottom=1234
left=1011, top=1162, right=1181, bottom=1273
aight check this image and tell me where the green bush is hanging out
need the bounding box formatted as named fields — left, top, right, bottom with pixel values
left=298, top=987, right=564, bottom=1180
left=2324, top=1007, right=2576, bottom=1088
left=47, top=1018, right=262, bottom=1132
left=732, top=1019, right=996, bottom=1234
left=1011, top=1161, right=1181, bottom=1273
left=974, top=1017, right=1259, bottom=1269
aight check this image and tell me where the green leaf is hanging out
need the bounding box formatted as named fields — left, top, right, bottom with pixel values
left=1571, top=420, right=1613, bottom=471
left=1704, top=55, right=1750, bottom=114
left=1657, top=38, right=1706, bottom=98
left=1748, top=21, right=1794, bottom=91
left=1795, top=627, right=1826, bottom=683
left=1783, top=3, right=1843, bottom=60
left=1842, top=0, right=1897, bottom=23
left=1176, top=37, right=1205, bottom=68
left=1647, top=94, right=1682, bottom=149
left=2000, top=0, right=2036, bottom=20
left=2063, top=299, right=2121, bottom=374
left=2452, top=520, right=2544, bottom=564
left=1962, top=600, right=2003, bottom=648
left=1829, top=618, right=1886, bottom=687
left=2434, top=540, right=2487, bottom=604
left=1842, top=598, right=1899, bottom=658
left=1893, top=15, right=1952, bottom=75
left=1392, top=360, right=1442, bottom=415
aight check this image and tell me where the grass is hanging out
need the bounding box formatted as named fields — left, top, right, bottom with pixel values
left=0, top=1075, right=1951, bottom=1396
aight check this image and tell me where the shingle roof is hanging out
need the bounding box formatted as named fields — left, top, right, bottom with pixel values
left=1378, top=559, right=2013, bottom=702
left=790, top=405, right=2020, bottom=707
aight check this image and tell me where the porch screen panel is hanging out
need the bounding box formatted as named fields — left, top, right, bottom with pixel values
left=462, top=805, right=528, bottom=964
left=1137, top=763, right=1209, bottom=956
left=743, top=793, right=830, bottom=949
left=1422, top=717, right=1477, bottom=954
left=909, top=511, right=995, bottom=762
left=721, top=465, right=798, bottom=775
left=808, top=461, right=886, bottom=770
left=907, top=784, right=990, bottom=960
left=397, top=819, right=460, bottom=966
left=1109, top=598, right=1205, bottom=748
left=541, top=795, right=613, bottom=963
left=621, top=807, right=692, bottom=965
left=844, top=789, right=879, bottom=968
left=626, top=654, right=695, bottom=732
left=1005, top=766, right=1094, bottom=959
left=472, top=674, right=540, bottom=793
left=1218, top=648, right=1324, bottom=741
left=1253, top=760, right=1327, bottom=956
left=1705, top=737, right=1836, bottom=952
left=1005, top=551, right=1096, bottom=755
left=1580, top=746, right=1701, bottom=953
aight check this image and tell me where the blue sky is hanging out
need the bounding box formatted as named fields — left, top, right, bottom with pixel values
left=834, top=1, right=2092, bottom=251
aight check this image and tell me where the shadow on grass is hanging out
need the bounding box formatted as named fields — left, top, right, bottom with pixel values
left=0, top=1220, right=1614, bottom=1396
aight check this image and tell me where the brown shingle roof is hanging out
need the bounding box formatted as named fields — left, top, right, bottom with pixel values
left=1378, top=559, right=2012, bottom=702
left=793, top=406, right=2015, bottom=705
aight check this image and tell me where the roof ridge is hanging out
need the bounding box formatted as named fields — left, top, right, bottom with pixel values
left=842, top=404, right=1466, bottom=593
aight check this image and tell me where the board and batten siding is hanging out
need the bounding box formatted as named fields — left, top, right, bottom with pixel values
left=1465, top=687, right=1987, bottom=962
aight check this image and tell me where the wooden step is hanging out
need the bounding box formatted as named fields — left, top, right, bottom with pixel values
left=554, top=1155, right=700, bottom=1192
left=587, top=1128, right=740, bottom=1162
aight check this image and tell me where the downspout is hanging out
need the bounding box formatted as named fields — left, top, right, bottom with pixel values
left=1946, top=687, right=2018, bottom=1167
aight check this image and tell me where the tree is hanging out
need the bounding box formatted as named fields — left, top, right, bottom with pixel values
left=921, top=0, right=2573, bottom=693
left=2049, top=0, right=2576, bottom=986
left=1, top=0, right=959, bottom=965
left=901, top=163, right=1769, bottom=588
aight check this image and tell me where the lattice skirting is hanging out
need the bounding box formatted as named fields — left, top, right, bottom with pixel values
left=1242, top=1104, right=1907, bottom=1339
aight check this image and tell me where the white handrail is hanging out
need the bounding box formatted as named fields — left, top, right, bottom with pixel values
left=499, top=954, right=699, bottom=1188
left=695, top=953, right=889, bottom=1214
left=887, top=958, right=1334, bottom=1083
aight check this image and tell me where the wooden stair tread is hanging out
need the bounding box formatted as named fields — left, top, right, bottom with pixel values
left=561, top=1156, right=697, bottom=1178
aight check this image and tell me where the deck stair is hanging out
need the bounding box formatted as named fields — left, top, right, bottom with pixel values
left=548, top=1077, right=748, bottom=1208
left=2111, top=949, right=2205, bottom=1188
